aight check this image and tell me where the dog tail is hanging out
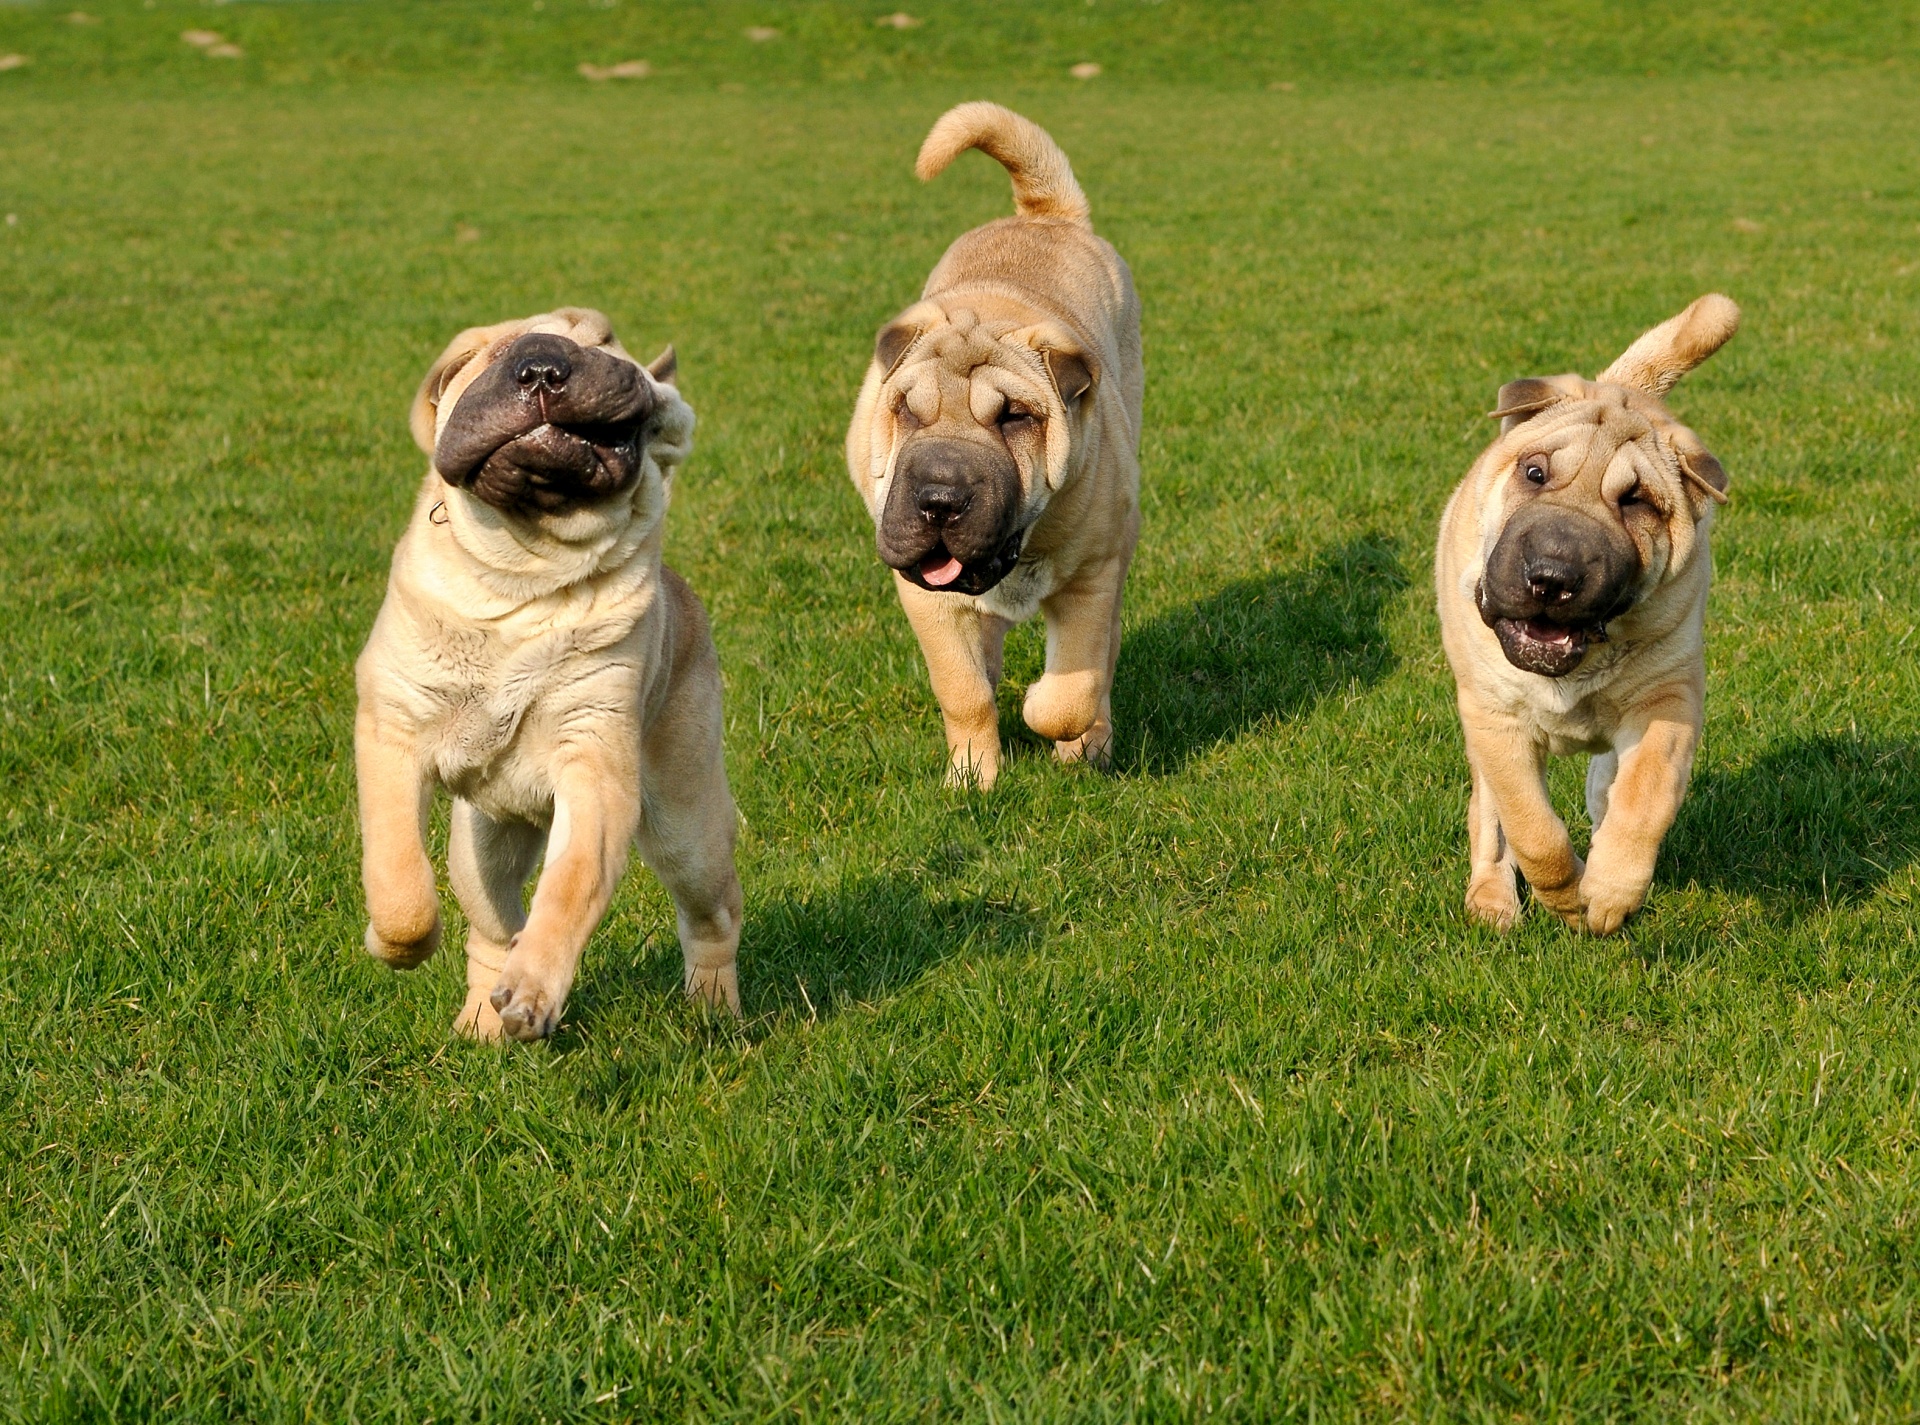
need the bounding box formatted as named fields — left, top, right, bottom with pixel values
left=1599, top=293, right=1741, bottom=397
left=915, top=102, right=1091, bottom=225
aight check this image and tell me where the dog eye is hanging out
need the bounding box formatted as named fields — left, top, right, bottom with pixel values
left=999, top=403, right=1036, bottom=428
left=1521, top=457, right=1549, bottom=485
left=1619, top=488, right=1648, bottom=511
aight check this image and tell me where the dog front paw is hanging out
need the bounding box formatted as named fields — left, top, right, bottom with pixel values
left=1022, top=673, right=1099, bottom=746
left=1580, top=874, right=1648, bottom=937
left=1528, top=859, right=1587, bottom=929
left=364, top=915, right=440, bottom=969
left=364, top=857, right=442, bottom=968
left=1465, top=867, right=1522, bottom=931
left=489, top=954, right=568, bottom=1042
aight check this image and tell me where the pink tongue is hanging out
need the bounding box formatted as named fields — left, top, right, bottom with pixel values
left=920, top=554, right=964, bottom=588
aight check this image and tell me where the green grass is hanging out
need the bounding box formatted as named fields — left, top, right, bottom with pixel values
left=4, top=1, right=1920, bottom=1418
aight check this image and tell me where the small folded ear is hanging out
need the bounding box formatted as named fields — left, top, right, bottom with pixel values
left=1598, top=292, right=1741, bottom=397
left=646, top=345, right=677, bottom=383
left=874, top=319, right=921, bottom=378
left=1490, top=377, right=1570, bottom=434
left=409, top=325, right=500, bottom=454
left=1043, top=347, right=1094, bottom=409
left=1676, top=448, right=1730, bottom=506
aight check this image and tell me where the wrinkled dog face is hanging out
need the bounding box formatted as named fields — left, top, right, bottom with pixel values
left=864, top=305, right=1092, bottom=596
left=410, top=307, right=688, bottom=518
left=1474, top=380, right=1728, bottom=677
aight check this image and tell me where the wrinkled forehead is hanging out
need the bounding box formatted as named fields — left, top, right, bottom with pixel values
left=1518, top=389, right=1661, bottom=471
left=891, top=321, right=1050, bottom=430
left=893, top=316, right=1046, bottom=393
left=480, top=309, right=627, bottom=366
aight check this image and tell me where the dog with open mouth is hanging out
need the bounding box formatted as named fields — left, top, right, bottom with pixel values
left=355, top=307, right=742, bottom=1040
left=1435, top=294, right=1739, bottom=934
left=846, top=102, right=1143, bottom=788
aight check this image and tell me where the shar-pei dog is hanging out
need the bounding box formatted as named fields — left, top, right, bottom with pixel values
left=1436, top=294, right=1740, bottom=934
left=847, top=102, right=1143, bottom=788
left=355, top=307, right=742, bottom=1041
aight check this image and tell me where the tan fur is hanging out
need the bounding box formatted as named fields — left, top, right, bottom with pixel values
left=357, top=308, right=741, bottom=1040
left=848, top=103, right=1143, bottom=787
left=915, top=101, right=1091, bottom=224
left=1434, top=295, right=1739, bottom=934
left=1598, top=293, right=1741, bottom=398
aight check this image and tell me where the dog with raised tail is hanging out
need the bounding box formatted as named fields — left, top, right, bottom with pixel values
left=846, top=102, right=1144, bottom=789
left=1436, top=294, right=1740, bottom=935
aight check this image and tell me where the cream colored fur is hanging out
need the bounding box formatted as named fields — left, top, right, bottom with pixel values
left=847, top=103, right=1144, bottom=788
left=1435, top=295, right=1739, bottom=934
left=356, top=308, right=741, bottom=1040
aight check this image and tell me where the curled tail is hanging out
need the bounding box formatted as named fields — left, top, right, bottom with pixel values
left=915, top=101, right=1090, bottom=225
left=1598, top=293, right=1741, bottom=397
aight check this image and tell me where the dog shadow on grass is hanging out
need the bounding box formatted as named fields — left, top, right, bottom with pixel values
left=1111, top=534, right=1407, bottom=775
left=1662, top=734, right=1920, bottom=913
left=742, top=872, right=1040, bottom=1019
left=559, top=871, right=1040, bottom=1049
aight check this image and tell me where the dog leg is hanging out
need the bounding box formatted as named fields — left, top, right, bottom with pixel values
left=447, top=800, right=544, bottom=1041
left=897, top=575, right=1009, bottom=789
left=489, top=757, right=640, bottom=1041
left=636, top=665, right=743, bottom=1015
left=1465, top=762, right=1521, bottom=930
left=356, top=705, right=441, bottom=967
left=1580, top=692, right=1700, bottom=935
left=1585, top=750, right=1619, bottom=835
left=1027, top=554, right=1128, bottom=768
left=1459, top=706, right=1584, bottom=928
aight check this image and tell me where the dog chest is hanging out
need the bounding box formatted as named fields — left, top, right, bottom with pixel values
left=977, top=554, right=1054, bottom=622
left=373, top=602, right=647, bottom=820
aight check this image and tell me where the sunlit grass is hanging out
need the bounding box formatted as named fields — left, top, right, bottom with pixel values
left=3, top=3, right=1920, bottom=1419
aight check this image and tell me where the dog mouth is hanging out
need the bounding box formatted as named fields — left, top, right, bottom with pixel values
left=1490, top=616, right=1608, bottom=677
left=898, top=529, right=1027, bottom=596
left=494, top=419, right=635, bottom=478
left=459, top=417, right=644, bottom=513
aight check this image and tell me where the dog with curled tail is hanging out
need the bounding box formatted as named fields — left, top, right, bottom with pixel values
left=355, top=307, right=741, bottom=1040
left=846, top=102, right=1144, bottom=789
left=1436, top=294, right=1740, bottom=935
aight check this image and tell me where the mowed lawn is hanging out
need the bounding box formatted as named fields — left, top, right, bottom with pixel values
left=4, top=2, right=1920, bottom=1418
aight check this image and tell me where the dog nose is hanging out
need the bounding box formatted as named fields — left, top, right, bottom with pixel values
left=915, top=482, right=971, bottom=526
left=1524, top=555, right=1580, bottom=605
left=509, top=335, right=573, bottom=392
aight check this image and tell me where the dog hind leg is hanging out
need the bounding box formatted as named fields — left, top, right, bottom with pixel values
left=447, top=800, right=544, bottom=1040
left=636, top=683, right=743, bottom=1015
left=1585, top=750, right=1619, bottom=835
